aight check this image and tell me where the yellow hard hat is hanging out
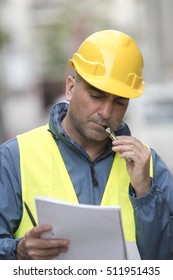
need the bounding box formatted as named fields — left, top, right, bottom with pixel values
left=69, top=30, right=144, bottom=98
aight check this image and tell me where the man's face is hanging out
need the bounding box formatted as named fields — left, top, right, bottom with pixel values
left=64, top=75, right=129, bottom=143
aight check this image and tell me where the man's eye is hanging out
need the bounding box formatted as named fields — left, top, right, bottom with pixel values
left=114, top=100, right=128, bottom=106
left=91, top=94, right=101, bottom=99
left=116, top=101, right=125, bottom=106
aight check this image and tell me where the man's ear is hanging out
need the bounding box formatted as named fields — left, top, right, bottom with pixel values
left=65, top=75, right=75, bottom=102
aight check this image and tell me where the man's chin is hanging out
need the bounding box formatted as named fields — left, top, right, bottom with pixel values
left=86, top=129, right=108, bottom=142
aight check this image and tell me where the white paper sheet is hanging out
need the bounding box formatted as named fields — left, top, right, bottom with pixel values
left=35, top=196, right=127, bottom=260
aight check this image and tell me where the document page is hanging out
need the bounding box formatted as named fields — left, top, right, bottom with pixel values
left=35, top=196, right=127, bottom=260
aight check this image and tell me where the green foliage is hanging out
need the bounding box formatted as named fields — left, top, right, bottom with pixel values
left=0, top=26, right=9, bottom=49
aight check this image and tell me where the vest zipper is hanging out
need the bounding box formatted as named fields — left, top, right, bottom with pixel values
left=90, top=163, right=98, bottom=187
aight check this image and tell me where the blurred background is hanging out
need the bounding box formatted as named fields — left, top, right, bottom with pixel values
left=0, top=0, right=173, bottom=172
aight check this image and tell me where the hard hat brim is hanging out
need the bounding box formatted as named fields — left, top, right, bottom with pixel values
left=69, top=60, right=144, bottom=98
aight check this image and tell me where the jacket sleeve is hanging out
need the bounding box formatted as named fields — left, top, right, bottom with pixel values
left=130, top=149, right=173, bottom=259
left=0, top=138, right=22, bottom=259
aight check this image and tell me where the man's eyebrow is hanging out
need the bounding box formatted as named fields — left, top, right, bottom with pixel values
left=85, top=84, right=128, bottom=101
left=113, top=96, right=129, bottom=101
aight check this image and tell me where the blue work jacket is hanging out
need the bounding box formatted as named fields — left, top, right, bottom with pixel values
left=0, top=102, right=173, bottom=260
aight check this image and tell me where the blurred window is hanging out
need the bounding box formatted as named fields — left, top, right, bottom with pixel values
left=0, top=0, right=9, bottom=5
left=144, top=99, right=173, bottom=124
left=30, top=0, right=58, bottom=10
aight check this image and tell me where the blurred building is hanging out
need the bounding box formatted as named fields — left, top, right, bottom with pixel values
left=0, top=0, right=173, bottom=172
left=126, top=0, right=173, bottom=172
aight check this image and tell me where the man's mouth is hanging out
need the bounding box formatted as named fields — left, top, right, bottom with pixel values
left=95, top=123, right=108, bottom=130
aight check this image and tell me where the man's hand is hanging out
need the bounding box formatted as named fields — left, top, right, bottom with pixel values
left=112, top=135, right=151, bottom=196
left=16, top=224, right=70, bottom=260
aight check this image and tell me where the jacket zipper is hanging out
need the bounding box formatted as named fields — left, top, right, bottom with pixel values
left=90, top=163, right=98, bottom=187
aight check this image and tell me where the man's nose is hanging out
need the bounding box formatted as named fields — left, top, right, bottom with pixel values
left=98, top=101, right=113, bottom=119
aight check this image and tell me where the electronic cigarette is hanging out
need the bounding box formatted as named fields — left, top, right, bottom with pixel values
left=105, top=127, right=132, bottom=161
left=105, top=127, right=117, bottom=141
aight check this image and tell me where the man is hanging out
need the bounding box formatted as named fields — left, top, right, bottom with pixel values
left=0, top=30, right=173, bottom=260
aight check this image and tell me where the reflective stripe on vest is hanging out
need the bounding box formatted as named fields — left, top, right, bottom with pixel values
left=15, top=125, right=153, bottom=243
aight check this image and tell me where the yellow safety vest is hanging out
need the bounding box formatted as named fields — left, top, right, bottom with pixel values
left=15, top=125, right=153, bottom=243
